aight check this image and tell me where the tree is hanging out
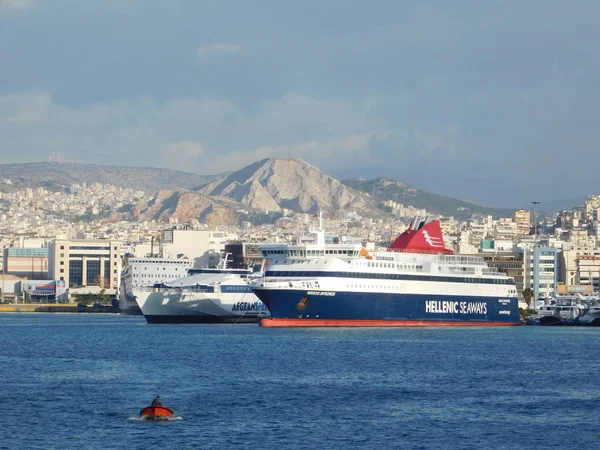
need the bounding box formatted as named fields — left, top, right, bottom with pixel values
left=522, top=288, right=535, bottom=309
left=99, top=289, right=109, bottom=304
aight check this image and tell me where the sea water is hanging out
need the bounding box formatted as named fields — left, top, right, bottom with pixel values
left=0, top=313, right=598, bottom=449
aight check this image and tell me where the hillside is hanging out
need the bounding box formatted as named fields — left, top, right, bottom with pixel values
left=343, top=177, right=515, bottom=219
left=0, top=162, right=213, bottom=192
left=108, top=189, right=244, bottom=225
left=198, top=158, right=378, bottom=214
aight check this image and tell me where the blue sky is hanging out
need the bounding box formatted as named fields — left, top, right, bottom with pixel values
left=1, top=0, right=598, bottom=207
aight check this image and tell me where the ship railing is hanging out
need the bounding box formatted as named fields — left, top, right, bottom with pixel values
left=437, top=255, right=487, bottom=266
left=136, top=286, right=212, bottom=293
left=438, top=266, right=477, bottom=275
left=481, top=268, right=500, bottom=275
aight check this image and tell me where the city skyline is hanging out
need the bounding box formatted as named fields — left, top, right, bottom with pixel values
left=1, top=0, right=599, bottom=208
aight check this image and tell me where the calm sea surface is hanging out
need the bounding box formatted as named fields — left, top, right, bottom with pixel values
left=1, top=313, right=598, bottom=450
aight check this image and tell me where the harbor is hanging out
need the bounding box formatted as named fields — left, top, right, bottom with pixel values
left=2, top=312, right=598, bottom=449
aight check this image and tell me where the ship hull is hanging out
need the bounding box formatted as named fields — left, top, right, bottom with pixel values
left=135, top=289, right=270, bottom=324
left=252, top=288, right=521, bottom=327
left=145, top=314, right=265, bottom=324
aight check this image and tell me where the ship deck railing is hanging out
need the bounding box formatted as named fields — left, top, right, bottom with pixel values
left=384, top=249, right=487, bottom=266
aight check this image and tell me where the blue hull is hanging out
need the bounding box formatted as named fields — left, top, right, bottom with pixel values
left=251, top=288, right=521, bottom=325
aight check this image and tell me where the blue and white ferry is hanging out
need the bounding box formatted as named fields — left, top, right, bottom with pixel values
left=250, top=217, right=521, bottom=327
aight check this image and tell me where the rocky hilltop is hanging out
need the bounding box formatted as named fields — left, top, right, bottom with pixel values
left=0, top=162, right=211, bottom=192
left=111, top=189, right=242, bottom=225
left=198, top=158, right=377, bottom=213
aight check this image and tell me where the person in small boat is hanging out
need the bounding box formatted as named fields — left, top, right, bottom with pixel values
left=151, top=396, right=162, bottom=406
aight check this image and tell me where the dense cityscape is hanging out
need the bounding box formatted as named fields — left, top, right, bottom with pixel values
left=1, top=176, right=599, bottom=307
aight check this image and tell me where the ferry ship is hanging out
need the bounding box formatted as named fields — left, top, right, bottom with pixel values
left=119, top=257, right=194, bottom=315
left=250, top=217, right=521, bottom=327
left=133, top=255, right=270, bottom=324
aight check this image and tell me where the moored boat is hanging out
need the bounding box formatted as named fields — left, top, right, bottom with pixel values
left=251, top=216, right=521, bottom=327
left=134, top=254, right=270, bottom=324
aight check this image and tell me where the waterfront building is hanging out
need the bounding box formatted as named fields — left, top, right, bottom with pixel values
left=0, top=274, right=23, bottom=302
left=575, top=255, right=600, bottom=292
left=2, top=247, right=49, bottom=280
left=48, top=238, right=121, bottom=291
left=523, top=247, right=559, bottom=300
left=560, top=247, right=600, bottom=288
left=20, top=279, right=68, bottom=303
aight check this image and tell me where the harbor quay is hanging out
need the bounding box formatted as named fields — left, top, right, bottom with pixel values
left=0, top=303, right=120, bottom=313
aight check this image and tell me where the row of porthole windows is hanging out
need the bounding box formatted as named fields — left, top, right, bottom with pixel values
left=134, top=273, right=180, bottom=278
left=346, top=284, right=401, bottom=290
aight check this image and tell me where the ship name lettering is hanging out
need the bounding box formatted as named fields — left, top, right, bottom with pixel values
left=306, top=291, right=335, bottom=296
left=232, top=301, right=267, bottom=312
left=426, top=300, right=487, bottom=315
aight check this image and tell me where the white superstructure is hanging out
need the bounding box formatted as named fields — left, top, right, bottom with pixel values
left=119, top=257, right=193, bottom=314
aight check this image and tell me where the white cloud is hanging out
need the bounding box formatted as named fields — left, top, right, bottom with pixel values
left=164, top=140, right=204, bottom=170
left=0, top=0, right=35, bottom=16
left=0, top=90, right=460, bottom=176
left=166, top=141, right=204, bottom=157
left=197, top=42, right=240, bottom=56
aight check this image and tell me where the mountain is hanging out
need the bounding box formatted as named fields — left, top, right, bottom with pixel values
left=197, top=158, right=378, bottom=213
left=109, top=189, right=245, bottom=225
left=0, top=162, right=214, bottom=192
left=342, top=177, right=514, bottom=219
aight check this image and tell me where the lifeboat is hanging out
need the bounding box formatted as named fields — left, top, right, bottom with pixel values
left=139, top=405, right=174, bottom=421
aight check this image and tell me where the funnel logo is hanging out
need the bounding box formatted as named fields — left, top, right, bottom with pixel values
left=422, top=230, right=444, bottom=248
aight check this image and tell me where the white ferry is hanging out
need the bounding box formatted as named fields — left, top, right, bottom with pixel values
left=133, top=255, right=269, bottom=323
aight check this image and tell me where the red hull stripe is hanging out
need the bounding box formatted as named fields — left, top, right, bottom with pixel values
left=260, top=318, right=522, bottom=327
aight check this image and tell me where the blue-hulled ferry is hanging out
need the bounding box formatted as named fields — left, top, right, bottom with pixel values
left=250, top=216, right=521, bottom=327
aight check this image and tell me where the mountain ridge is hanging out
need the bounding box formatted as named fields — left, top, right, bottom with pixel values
left=0, top=162, right=215, bottom=192
left=342, top=176, right=515, bottom=219
left=0, top=159, right=573, bottom=223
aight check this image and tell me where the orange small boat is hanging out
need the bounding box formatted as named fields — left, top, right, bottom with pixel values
left=139, top=405, right=174, bottom=421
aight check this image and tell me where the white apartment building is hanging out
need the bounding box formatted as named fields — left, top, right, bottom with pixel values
left=159, top=228, right=233, bottom=267
left=561, top=247, right=600, bottom=288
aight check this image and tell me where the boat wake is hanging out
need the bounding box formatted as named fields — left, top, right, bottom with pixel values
left=128, top=416, right=183, bottom=421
